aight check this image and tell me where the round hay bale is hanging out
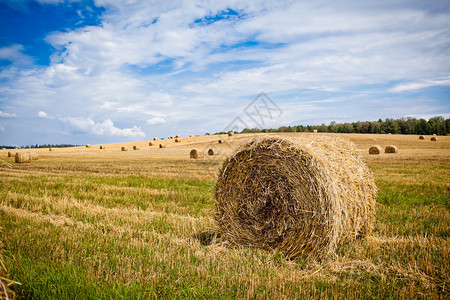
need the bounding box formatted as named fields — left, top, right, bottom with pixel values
left=29, top=152, right=39, bottom=160
left=433, top=133, right=437, bottom=136
left=7, top=151, right=16, bottom=157
left=159, top=144, right=166, bottom=148
left=214, top=136, right=376, bottom=260
left=133, top=146, right=139, bottom=150
left=121, top=147, right=128, bottom=151
left=190, top=149, right=204, bottom=159
left=431, top=137, right=437, bottom=141
left=227, top=132, right=234, bottom=137
left=419, top=135, right=425, bottom=140
left=15, top=152, right=31, bottom=163
left=369, top=145, right=383, bottom=154
left=189, top=135, right=193, bottom=137
left=170, top=136, right=175, bottom=139
left=86, top=144, right=91, bottom=148
left=218, top=139, right=223, bottom=144
left=313, top=129, right=318, bottom=133
left=385, top=145, right=398, bottom=153
left=49, top=148, right=52, bottom=151
left=175, top=135, right=180, bottom=138
left=175, top=138, right=181, bottom=143
left=153, top=137, right=159, bottom=141
left=100, top=145, right=105, bottom=149
left=149, top=142, right=153, bottom=146
left=207, top=149, right=215, bottom=156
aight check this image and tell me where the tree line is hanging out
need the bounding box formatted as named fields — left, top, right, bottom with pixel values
left=238, top=116, right=449, bottom=135
left=1, top=144, right=80, bottom=149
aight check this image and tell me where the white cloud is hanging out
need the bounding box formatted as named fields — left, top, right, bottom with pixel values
left=60, top=117, right=145, bottom=138
left=0, top=44, right=33, bottom=66
left=147, top=117, right=166, bottom=125
left=389, top=78, right=450, bottom=92
left=0, top=111, right=17, bottom=118
left=37, top=111, right=55, bottom=119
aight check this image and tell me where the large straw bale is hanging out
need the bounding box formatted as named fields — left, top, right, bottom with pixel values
left=214, top=135, right=376, bottom=260
left=15, top=152, right=31, bottom=163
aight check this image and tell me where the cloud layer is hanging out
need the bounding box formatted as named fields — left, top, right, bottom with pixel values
left=0, top=0, right=449, bottom=145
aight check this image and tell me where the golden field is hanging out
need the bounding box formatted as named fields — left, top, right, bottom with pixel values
left=0, top=132, right=449, bottom=299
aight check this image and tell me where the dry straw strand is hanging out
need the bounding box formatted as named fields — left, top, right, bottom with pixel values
left=385, top=145, right=398, bottom=153
left=15, top=152, right=31, bottom=163
left=214, top=135, right=377, bottom=260
left=369, top=145, right=383, bottom=154
left=190, top=149, right=204, bottom=159
left=0, top=240, right=17, bottom=300
left=431, top=137, right=437, bottom=141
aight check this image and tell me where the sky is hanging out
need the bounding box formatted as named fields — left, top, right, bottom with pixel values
left=0, top=0, right=449, bottom=146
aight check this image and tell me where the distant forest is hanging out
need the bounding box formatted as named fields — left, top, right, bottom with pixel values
left=234, top=116, right=449, bottom=136
left=1, top=144, right=80, bottom=150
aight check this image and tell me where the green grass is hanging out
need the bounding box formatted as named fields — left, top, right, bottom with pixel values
left=0, top=154, right=449, bottom=299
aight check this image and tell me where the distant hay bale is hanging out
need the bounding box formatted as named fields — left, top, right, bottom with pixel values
left=170, top=136, right=175, bottom=139
left=121, top=147, right=128, bottom=151
left=159, top=144, right=166, bottom=148
left=153, top=137, right=159, bottom=141
left=214, top=135, right=376, bottom=260
left=369, top=145, right=383, bottom=154
left=100, top=145, right=105, bottom=149
left=189, top=135, right=193, bottom=137
left=207, top=149, right=216, bottom=155
left=419, top=135, right=425, bottom=140
left=433, top=133, right=437, bottom=136
left=313, top=129, right=318, bottom=133
left=431, top=137, right=437, bottom=141
left=30, top=152, right=39, bottom=160
left=86, top=144, right=91, bottom=148
left=175, top=138, right=181, bottom=143
left=149, top=142, right=153, bottom=146
left=227, top=132, right=234, bottom=137
left=190, top=149, right=204, bottom=159
left=49, top=148, right=52, bottom=151
left=133, top=146, right=139, bottom=150
left=15, top=152, right=31, bottom=163
left=175, top=135, right=180, bottom=138
left=385, top=145, right=398, bottom=153
left=218, top=139, right=223, bottom=144
left=7, top=151, right=16, bottom=157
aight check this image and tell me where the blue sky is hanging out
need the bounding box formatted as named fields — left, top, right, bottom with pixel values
left=0, top=0, right=449, bottom=146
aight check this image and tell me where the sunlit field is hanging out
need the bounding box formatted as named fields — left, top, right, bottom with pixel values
left=1, top=133, right=449, bottom=299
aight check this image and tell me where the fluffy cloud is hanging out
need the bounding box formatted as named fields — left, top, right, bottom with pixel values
left=60, top=117, right=145, bottom=138
left=147, top=117, right=166, bottom=125
left=0, top=111, right=17, bottom=118
left=37, top=111, right=55, bottom=119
